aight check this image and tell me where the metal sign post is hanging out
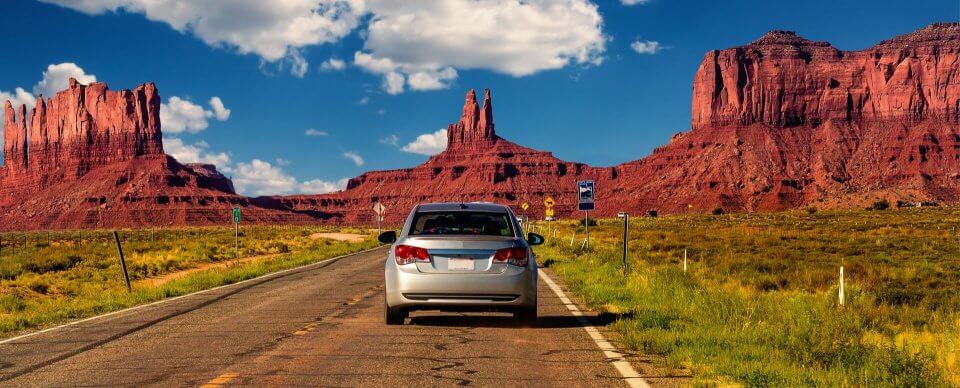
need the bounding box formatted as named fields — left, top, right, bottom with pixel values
left=232, top=207, right=241, bottom=261
left=373, top=202, right=386, bottom=235
left=577, top=181, right=595, bottom=249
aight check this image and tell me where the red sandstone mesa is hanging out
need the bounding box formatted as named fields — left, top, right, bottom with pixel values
left=306, top=23, right=960, bottom=222
left=0, top=80, right=326, bottom=230
left=0, top=23, right=958, bottom=229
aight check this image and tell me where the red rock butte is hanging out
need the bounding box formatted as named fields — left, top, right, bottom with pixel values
left=1, top=23, right=959, bottom=230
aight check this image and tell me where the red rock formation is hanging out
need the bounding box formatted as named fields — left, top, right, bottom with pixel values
left=0, top=80, right=333, bottom=230
left=304, top=23, right=960, bottom=223
left=607, top=22, right=960, bottom=213
left=3, top=23, right=959, bottom=230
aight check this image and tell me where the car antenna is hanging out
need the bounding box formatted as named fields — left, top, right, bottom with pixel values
left=459, top=203, right=468, bottom=209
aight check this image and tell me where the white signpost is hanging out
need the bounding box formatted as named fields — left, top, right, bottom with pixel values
left=373, top=202, right=386, bottom=235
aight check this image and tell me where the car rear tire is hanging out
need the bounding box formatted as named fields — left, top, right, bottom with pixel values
left=514, top=304, right=537, bottom=325
left=385, top=299, right=407, bottom=325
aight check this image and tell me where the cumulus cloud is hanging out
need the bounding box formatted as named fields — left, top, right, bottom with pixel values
left=354, top=0, right=605, bottom=93
left=401, top=128, right=447, bottom=156
left=42, top=0, right=364, bottom=75
left=44, top=1, right=607, bottom=92
left=299, top=177, right=349, bottom=194
left=163, top=137, right=232, bottom=168
left=208, top=97, right=231, bottom=120
left=160, top=96, right=231, bottom=133
left=320, top=57, right=346, bottom=71
left=342, top=151, right=364, bottom=166
left=631, top=40, right=662, bottom=55
left=33, top=63, right=97, bottom=98
left=232, top=159, right=299, bottom=196
left=163, top=138, right=346, bottom=196
left=305, top=128, right=329, bottom=136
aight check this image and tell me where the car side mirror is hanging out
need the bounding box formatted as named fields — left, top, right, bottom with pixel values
left=378, top=230, right=397, bottom=244
left=527, top=232, right=544, bottom=246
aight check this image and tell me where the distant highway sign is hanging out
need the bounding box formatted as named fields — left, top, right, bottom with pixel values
left=577, top=181, right=595, bottom=212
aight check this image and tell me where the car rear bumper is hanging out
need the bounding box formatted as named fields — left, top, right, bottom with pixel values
left=385, top=264, right=537, bottom=311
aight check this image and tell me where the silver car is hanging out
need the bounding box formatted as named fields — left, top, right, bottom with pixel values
left=380, top=202, right=544, bottom=325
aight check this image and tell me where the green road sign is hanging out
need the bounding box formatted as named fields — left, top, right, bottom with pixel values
left=233, top=207, right=241, bottom=223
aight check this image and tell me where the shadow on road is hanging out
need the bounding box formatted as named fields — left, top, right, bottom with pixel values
left=408, top=314, right=590, bottom=329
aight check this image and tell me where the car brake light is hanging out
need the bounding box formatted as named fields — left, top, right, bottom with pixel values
left=395, top=244, right=430, bottom=265
left=493, top=247, right=528, bottom=266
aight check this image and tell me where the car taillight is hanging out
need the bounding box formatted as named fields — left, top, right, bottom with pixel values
left=395, top=244, right=430, bottom=265
left=493, top=247, right=528, bottom=267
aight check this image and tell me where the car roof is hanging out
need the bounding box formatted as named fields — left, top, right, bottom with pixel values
left=415, top=202, right=511, bottom=213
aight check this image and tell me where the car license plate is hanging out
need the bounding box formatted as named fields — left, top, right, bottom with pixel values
left=448, top=257, right=475, bottom=271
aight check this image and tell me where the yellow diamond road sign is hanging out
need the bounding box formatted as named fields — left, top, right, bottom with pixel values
left=544, top=197, right=555, bottom=208
left=521, top=202, right=529, bottom=211
left=545, top=208, right=555, bottom=217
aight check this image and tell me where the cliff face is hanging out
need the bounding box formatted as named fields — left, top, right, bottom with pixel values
left=0, top=80, right=332, bottom=230
left=308, top=23, right=960, bottom=222
left=3, top=23, right=958, bottom=230
left=2, top=78, right=164, bottom=192
left=288, top=88, right=613, bottom=224
left=607, top=22, right=960, bottom=213
left=691, top=24, right=960, bottom=129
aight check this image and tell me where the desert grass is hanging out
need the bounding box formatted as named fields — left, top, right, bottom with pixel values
left=532, top=208, right=959, bottom=387
left=0, top=225, right=377, bottom=337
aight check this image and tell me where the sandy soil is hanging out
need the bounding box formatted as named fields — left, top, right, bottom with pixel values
left=309, top=232, right=367, bottom=243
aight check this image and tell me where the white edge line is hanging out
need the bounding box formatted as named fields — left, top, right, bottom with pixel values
left=0, top=245, right=387, bottom=345
left=539, top=269, right=651, bottom=388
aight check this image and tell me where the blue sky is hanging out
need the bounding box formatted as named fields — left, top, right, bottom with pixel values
left=1, top=0, right=957, bottom=195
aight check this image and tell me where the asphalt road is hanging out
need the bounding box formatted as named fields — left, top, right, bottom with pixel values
left=0, top=247, right=683, bottom=387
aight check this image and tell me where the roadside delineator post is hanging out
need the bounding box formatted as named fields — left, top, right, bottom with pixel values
left=839, top=266, right=845, bottom=306
left=569, top=231, right=577, bottom=247
left=683, top=249, right=688, bottom=272
left=617, top=211, right=629, bottom=274
left=113, top=231, right=131, bottom=293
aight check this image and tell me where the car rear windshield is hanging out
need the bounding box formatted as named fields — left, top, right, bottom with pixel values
left=410, top=211, right=515, bottom=237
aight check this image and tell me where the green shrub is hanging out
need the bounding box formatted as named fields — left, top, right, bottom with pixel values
left=712, top=207, right=725, bottom=215
left=871, top=200, right=890, bottom=210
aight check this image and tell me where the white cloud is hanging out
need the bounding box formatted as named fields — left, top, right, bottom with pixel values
left=631, top=40, right=662, bottom=55
left=354, top=0, right=605, bottom=93
left=401, top=128, right=447, bottom=156
left=45, top=1, right=607, bottom=93
left=163, top=137, right=232, bottom=168
left=233, top=159, right=299, bottom=196
left=305, top=128, right=329, bottom=136
left=379, top=134, right=399, bottom=146
left=164, top=138, right=346, bottom=196
left=282, top=48, right=310, bottom=77
left=299, top=177, right=348, bottom=194
left=320, top=57, right=346, bottom=71
left=342, top=151, right=364, bottom=166
left=406, top=68, right=458, bottom=91
left=382, top=71, right=405, bottom=95
left=208, top=96, right=231, bottom=120
left=621, top=0, right=650, bottom=5
left=42, top=0, right=365, bottom=74
left=357, top=96, right=369, bottom=105
left=33, top=63, right=97, bottom=98
left=160, top=96, right=230, bottom=133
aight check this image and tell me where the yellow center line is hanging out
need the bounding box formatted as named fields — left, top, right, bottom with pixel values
left=200, top=372, right=239, bottom=387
